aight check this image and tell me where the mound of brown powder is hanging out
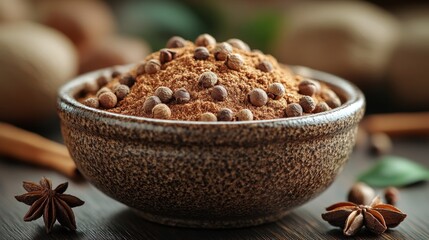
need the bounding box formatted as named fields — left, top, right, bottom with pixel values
left=79, top=34, right=342, bottom=121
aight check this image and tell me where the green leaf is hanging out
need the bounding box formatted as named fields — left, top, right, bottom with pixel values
left=358, top=156, right=429, bottom=187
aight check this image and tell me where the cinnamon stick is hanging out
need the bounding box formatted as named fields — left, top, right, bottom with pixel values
left=0, top=122, right=78, bottom=179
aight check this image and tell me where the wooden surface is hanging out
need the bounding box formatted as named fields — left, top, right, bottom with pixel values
left=1, top=126, right=428, bottom=240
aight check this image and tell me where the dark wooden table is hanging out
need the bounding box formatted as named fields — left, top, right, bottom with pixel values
left=1, top=125, right=428, bottom=240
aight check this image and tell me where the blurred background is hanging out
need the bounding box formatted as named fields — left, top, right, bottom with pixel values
left=0, top=0, right=428, bottom=126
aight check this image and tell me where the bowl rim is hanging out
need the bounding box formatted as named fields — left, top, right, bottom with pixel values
left=58, top=65, right=365, bottom=128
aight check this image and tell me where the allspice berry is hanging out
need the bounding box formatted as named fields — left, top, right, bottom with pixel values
left=248, top=88, right=268, bottom=107
left=298, top=80, right=317, bottom=96
left=136, top=62, right=145, bottom=75
left=214, top=42, right=233, bottom=61
left=195, top=33, right=216, bottom=47
left=299, top=96, right=316, bottom=113
left=166, top=36, right=186, bottom=48
left=227, top=38, right=250, bottom=51
left=155, top=86, right=173, bottom=103
left=83, top=97, right=99, bottom=108
left=96, top=75, right=108, bottom=87
left=217, top=108, right=234, bottom=121
left=113, top=84, right=130, bottom=100
left=211, top=85, right=228, bottom=101
left=145, top=59, right=161, bottom=74
left=285, top=103, right=303, bottom=117
left=198, top=71, right=218, bottom=88
left=174, top=88, right=191, bottom=103
left=199, top=112, right=217, bottom=122
left=226, top=54, right=244, bottom=71
left=313, top=102, right=330, bottom=113
left=143, top=96, right=161, bottom=113
left=84, top=82, right=98, bottom=94
left=159, top=49, right=176, bottom=64
left=96, top=87, right=112, bottom=97
left=236, top=109, right=253, bottom=121
left=384, top=187, right=399, bottom=205
left=326, top=97, right=342, bottom=109
left=267, top=83, right=285, bottom=100
left=152, top=103, right=171, bottom=119
left=257, top=60, right=273, bottom=73
left=119, top=74, right=136, bottom=87
left=98, top=91, right=117, bottom=109
left=347, top=182, right=375, bottom=205
left=194, top=47, right=210, bottom=60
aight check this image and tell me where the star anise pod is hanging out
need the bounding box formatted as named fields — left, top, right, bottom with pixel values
left=321, top=196, right=407, bottom=236
left=15, top=177, right=84, bottom=233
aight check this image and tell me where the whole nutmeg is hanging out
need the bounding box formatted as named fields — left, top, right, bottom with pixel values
left=159, top=49, right=176, bottom=64
left=313, top=102, right=330, bottom=113
left=96, top=87, right=112, bottom=97
left=298, top=80, right=318, bottom=96
left=152, top=103, right=171, bottom=119
left=217, top=108, right=234, bottom=121
left=119, top=74, right=135, bottom=87
left=166, top=36, right=186, bottom=48
left=194, top=47, right=210, bottom=60
left=285, top=103, right=303, bottom=117
left=154, top=86, right=173, bottom=103
left=248, top=88, right=268, bottom=107
left=145, top=59, right=161, bottom=74
left=236, top=109, right=253, bottom=121
left=98, top=91, right=117, bottom=109
left=267, top=83, right=285, bottom=100
left=174, top=88, right=190, bottom=103
left=96, top=75, right=108, bottom=87
left=195, top=33, right=216, bottom=46
left=347, top=182, right=375, bottom=205
left=384, top=187, right=399, bottom=205
left=214, top=42, right=233, bottom=61
left=83, top=97, right=99, bottom=108
left=227, top=38, right=250, bottom=51
left=198, top=71, right=218, bottom=88
left=299, top=96, right=316, bottom=113
left=113, top=84, right=130, bottom=100
left=226, top=53, right=244, bottom=71
left=143, top=96, right=161, bottom=113
left=257, top=60, right=273, bottom=73
left=326, top=97, right=342, bottom=109
left=211, top=85, right=228, bottom=101
left=199, top=112, right=217, bottom=122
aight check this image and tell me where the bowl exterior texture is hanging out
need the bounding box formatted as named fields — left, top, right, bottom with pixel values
left=58, top=66, right=365, bottom=228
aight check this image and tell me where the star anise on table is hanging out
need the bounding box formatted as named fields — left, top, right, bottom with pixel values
left=15, top=177, right=84, bottom=233
left=321, top=196, right=407, bottom=236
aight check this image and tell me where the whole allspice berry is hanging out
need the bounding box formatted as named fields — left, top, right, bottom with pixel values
left=217, top=108, right=234, bottom=121
left=152, top=104, right=171, bottom=119
left=96, top=75, right=108, bottom=87
left=347, top=182, right=375, bottom=205
left=248, top=88, right=268, bottom=107
left=83, top=82, right=98, bottom=94
left=257, top=60, right=274, bottom=73
left=236, top=109, right=253, bottom=121
left=384, top=187, right=399, bottom=205
left=195, top=33, right=216, bottom=47
left=166, top=36, right=186, bottom=48
left=227, top=38, right=250, bottom=51
left=143, top=96, right=161, bottom=113
left=119, top=74, right=136, bottom=87
left=113, top=84, right=130, bottom=100
left=326, top=97, right=342, bottom=109
left=211, top=85, right=228, bottom=101
left=199, top=112, right=217, bottom=122
left=194, top=47, right=210, bottom=60
left=83, top=97, right=99, bottom=108
left=98, top=91, right=117, bottom=109
left=198, top=71, right=218, bottom=88
left=298, top=80, right=317, bottom=96
left=313, top=102, right=330, bottom=113
left=174, top=88, right=191, bottom=103
left=214, top=42, right=233, bottom=61
left=154, top=86, right=173, bottom=103
left=226, top=54, right=244, bottom=71
left=96, top=87, right=112, bottom=98
left=145, top=59, right=161, bottom=74
left=299, top=96, right=316, bottom=113
left=159, top=49, right=176, bottom=64
left=136, top=62, right=146, bottom=75
left=267, top=83, right=285, bottom=100
left=285, top=103, right=303, bottom=117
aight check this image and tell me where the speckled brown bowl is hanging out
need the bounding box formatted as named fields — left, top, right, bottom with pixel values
left=58, top=65, right=365, bottom=228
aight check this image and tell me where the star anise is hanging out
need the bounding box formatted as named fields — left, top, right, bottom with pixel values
left=321, top=196, right=407, bottom=236
left=15, top=177, right=84, bottom=233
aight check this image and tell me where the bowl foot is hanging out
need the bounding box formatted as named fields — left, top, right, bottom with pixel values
left=132, top=209, right=291, bottom=228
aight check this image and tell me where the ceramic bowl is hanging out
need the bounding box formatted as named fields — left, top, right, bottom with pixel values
left=58, top=65, right=365, bottom=228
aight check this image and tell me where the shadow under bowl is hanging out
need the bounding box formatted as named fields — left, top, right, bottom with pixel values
left=57, top=65, right=365, bottom=228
